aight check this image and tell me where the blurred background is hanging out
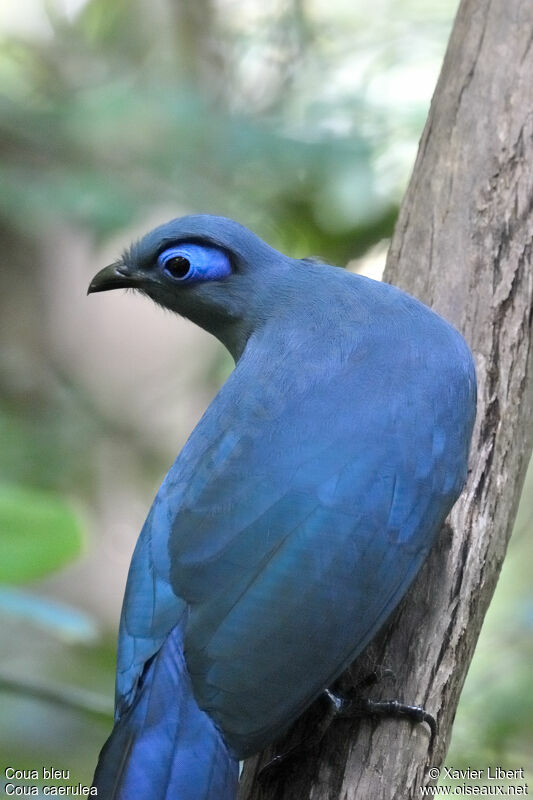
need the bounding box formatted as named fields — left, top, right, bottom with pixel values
left=0, top=0, right=531, bottom=794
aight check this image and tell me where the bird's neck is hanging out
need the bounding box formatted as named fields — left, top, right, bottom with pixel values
left=216, top=321, right=254, bottom=362
left=185, top=305, right=254, bottom=363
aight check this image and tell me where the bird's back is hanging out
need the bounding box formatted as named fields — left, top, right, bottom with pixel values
left=117, top=266, right=476, bottom=757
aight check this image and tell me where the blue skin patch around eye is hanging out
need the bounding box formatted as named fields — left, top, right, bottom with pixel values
left=157, top=243, right=232, bottom=284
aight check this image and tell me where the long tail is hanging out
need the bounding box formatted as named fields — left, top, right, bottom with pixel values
left=93, top=623, right=239, bottom=800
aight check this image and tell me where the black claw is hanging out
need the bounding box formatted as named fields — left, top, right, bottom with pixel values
left=259, top=675, right=436, bottom=781
left=354, top=697, right=437, bottom=748
left=325, top=683, right=437, bottom=750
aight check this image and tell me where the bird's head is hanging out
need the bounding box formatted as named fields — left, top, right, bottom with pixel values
left=88, top=214, right=293, bottom=360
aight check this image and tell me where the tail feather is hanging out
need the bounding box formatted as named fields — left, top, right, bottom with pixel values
left=93, top=622, right=238, bottom=799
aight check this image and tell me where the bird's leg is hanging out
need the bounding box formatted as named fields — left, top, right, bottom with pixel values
left=345, top=695, right=437, bottom=747
left=329, top=673, right=437, bottom=750
left=259, top=667, right=398, bottom=780
left=259, top=668, right=435, bottom=781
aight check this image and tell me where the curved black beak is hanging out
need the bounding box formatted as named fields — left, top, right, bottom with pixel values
left=87, top=263, right=141, bottom=295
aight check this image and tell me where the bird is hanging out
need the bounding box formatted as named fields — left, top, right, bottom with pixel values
left=88, top=214, right=476, bottom=799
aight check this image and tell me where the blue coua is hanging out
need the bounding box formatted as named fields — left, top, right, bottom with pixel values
left=89, top=215, right=476, bottom=799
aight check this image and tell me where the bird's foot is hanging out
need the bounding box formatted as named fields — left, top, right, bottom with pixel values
left=327, top=685, right=437, bottom=750
left=258, top=669, right=435, bottom=782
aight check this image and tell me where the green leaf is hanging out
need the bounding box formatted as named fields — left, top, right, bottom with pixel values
left=0, top=485, right=84, bottom=583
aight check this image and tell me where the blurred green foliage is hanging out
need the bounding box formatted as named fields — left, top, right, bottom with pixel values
left=0, top=0, right=531, bottom=794
left=0, top=485, right=84, bottom=583
left=0, top=0, right=448, bottom=261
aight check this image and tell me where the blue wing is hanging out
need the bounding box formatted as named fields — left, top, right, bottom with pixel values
left=114, top=492, right=185, bottom=715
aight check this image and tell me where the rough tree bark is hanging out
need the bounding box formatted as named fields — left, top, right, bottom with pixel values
left=240, top=0, right=533, bottom=797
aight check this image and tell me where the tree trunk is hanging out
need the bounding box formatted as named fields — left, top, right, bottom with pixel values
left=239, top=0, right=533, bottom=797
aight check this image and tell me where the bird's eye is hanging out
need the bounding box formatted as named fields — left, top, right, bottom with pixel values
left=163, top=256, right=191, bottom=280
left=157, top=243, right=231, bottom=284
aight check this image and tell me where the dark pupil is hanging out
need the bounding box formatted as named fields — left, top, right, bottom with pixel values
left=165, top=256, right=190, bottom=279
